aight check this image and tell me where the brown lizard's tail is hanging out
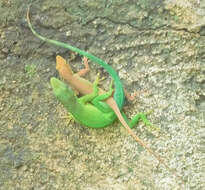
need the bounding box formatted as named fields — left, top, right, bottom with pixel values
left=108, top=99, right=185, bottom=186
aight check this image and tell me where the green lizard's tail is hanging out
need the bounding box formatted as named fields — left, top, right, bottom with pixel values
left=27, top=6, right=124, bottom=109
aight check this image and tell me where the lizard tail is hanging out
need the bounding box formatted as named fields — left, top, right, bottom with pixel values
left=27, top=5, right=124, bottom=109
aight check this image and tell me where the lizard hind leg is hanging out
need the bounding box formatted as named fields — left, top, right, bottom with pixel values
left=128, top=112, right=159, bottom=132
left=91, top=79, right=114, bottom=113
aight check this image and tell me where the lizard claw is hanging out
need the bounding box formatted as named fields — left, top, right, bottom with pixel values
left=94, top=73, right=100, bottom=86
left=96, top=72, right=105, bottom=83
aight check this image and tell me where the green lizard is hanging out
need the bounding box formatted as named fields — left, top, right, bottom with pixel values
left=27, top=6, right=125, bottom=109
left=51, top=76, right=118, bottom=127
left=27, top=6, right=153, bottom=128
left=50, top=74, right=183, bottom=184
left=27, top=6, right=184, bottom=184
left=55, top=55, right=153, bottom=129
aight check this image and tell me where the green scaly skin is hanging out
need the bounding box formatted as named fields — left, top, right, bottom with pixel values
left=50, top=77, right=116, bottom=128
left=28, top=8, right=185, bottom=183
left=27, top=7, right=153, bottom=130
left=50, top=77, right=150, bottom=129
left=27, top=7, right=124, bottom=110
left=50, top=71, right=184, bottom=185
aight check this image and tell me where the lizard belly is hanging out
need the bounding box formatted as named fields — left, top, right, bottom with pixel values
left=71, top=104, right=116, bottom=128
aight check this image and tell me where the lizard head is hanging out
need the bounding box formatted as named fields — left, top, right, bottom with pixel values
left=50, top=77, right=78, bottom=111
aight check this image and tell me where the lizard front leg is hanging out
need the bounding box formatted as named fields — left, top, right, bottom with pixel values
left=77, top=57, right=90, bottom=77
left=78, top=75, right=100, bottom=104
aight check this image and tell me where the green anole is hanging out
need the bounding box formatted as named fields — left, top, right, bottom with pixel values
left=55, top=55, right=152, bottom=129
left=27, top=6, right=184, bottom=184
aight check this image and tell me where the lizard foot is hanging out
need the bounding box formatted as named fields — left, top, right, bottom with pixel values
left=131, top=112, right=160, bottom=132
left=77, top=57, right=90, bottom=77
left=60, top=113, right=75, bottom=125
left=141, top=111, right=160, bottom=132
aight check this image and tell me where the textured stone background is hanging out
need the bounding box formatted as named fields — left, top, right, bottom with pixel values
left=0, top=0, right=204, bottom=189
